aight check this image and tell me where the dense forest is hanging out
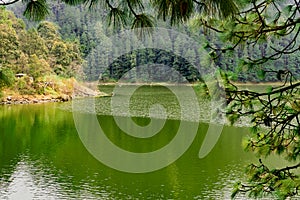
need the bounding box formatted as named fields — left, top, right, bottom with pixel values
left=7, top=2, right=300, bottom=83
left=0, top=7, right=82, bottom=96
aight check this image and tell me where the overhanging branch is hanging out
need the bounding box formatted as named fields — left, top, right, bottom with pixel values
left=0, top=0, right=20, bottom=6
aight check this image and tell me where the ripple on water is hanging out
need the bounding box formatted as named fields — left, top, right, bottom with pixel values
left=62, top=95, right=253, bottom=128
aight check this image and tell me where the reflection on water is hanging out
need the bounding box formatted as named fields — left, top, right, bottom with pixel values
left=0, top=102, right=258, bottom=199
left=0, top=156, right=242, bottom=199
left=0, top=154, right=117, bottom=199
left=68, top=85, right=220, bottom=123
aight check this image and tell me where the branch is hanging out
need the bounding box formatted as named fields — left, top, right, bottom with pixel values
left=0, top=0, right=20, bottom=6
left=227, top=82, right=300, bottom=97
left=105, top=0, right=114, bottom=9
left=126, top=0, right=137, bottom=17
left=275, top=163, right=300, bottom=178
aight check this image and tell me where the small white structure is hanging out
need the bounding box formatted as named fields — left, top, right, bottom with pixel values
left=15, top=73, right=27, bottom=78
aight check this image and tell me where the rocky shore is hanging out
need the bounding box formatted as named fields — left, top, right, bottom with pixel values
left=0, top=94, right=72, bottom=105
left=0, top=83, right=105, bottom=105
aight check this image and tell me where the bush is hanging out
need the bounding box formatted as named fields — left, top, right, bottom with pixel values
left=0, top=67, right=15, bottom=89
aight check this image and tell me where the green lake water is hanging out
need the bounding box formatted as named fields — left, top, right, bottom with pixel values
left=0, top=85, right=277, bottom=199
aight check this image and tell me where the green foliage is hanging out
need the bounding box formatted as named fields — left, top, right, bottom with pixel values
left=0, top=8, right=83, bottom=94
left=232, top=161, right=300, bottom=199
left=0, top=66, right=14, bottom=88
left=27, top=54, right=52, bottom=79
left=95, top=48, right=203, bottom=83
left=0, top=19, right=20, bottom=64
left=107, top=7, right=127, bottom=29
left=227, top=75, right=300, bottom=198
left=11, top=1, right=299, bottom=83
left=37, top=21, right=59, bottom=40
left=15, top=76, right=36, bottom=95
left=19, top=29, right=48, bottom=57
left=192, top=82, right=210, bottom=98
left=4, top=0, right=238, bottom=31
left=257, top=69, right=266, bottom=80
left=132, top=14, right=154, bottom=37
left=23, top=0, right=49, bottom=21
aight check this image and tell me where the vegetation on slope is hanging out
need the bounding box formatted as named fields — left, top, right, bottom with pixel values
left=6, top=2, right=300, bottom=83
left=0, top=7, right=83, bottom=101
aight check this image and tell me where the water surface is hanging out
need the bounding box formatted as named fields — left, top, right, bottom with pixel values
left=0, top=101, right=258, bottom=199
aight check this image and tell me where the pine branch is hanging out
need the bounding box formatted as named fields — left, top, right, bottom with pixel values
left=0, top=0, right=20, bottom=6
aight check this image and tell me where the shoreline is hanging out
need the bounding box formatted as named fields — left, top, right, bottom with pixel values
left=97, top=81, right=289, bottom=86
left=1, top=81, right=292, bottom=105
left=0, top=94, right=72, bottom=105
left=0, top=82, right=104, bottom=105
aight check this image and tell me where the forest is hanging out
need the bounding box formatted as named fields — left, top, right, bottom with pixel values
left=0, top=7, right=83, bottom=98
left=6, top=1, right=300, bottom=83
left=0, top=0, right=300, bottom=199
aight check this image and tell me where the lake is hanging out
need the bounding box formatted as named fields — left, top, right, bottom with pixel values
left=0, top=85, right=276, bottom=199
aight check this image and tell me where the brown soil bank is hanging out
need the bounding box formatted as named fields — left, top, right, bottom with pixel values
left=0, top=94, right=71, bottom=105
left=0, top=80, right=104, bottom=105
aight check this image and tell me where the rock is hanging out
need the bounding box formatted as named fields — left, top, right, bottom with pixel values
left=73, top=83, right=101, bottom=97
left=1, top=93, right=74, bottom=105
left=60, top=94, right=70, bottom=102
left=42, top=97, right=51, bottom=101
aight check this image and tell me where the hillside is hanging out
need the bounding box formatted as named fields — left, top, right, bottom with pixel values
left=0, top=8, right=85, bottom=103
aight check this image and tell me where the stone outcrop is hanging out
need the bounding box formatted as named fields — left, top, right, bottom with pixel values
left=73, top=83, right=103, bottom=97
left=0, top=95, right=70, bottom=105
left=0, top=83, right=107, bottom=105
